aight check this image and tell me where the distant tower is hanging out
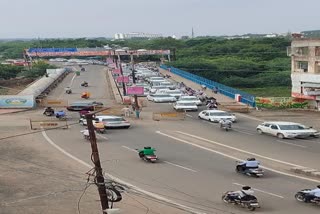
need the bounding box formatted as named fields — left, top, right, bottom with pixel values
left=192, top=27, right=194, bottom=38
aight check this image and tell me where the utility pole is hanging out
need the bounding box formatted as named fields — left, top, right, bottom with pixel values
left=130, top=53, right=139, bottom=108
left=86, top=113, right=109, bottom=214
left=118, top=54, right=126, bottom=96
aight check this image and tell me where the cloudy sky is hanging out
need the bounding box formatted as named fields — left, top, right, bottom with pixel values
left=1, top=0, right=319, bottom=38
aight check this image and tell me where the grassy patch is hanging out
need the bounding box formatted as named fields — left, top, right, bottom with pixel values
left=240, top=86, right=291, bottom=97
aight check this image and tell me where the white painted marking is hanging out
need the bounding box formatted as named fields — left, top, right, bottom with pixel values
left=97, top=134, right=109, bottom=140
left=233, top=183, right=284, bottom=199
left=156, top=131, right=320, bottom=183
left=235, top=113, right=264, bottom=122
left=276, top=140, right=306, bottom=148
left=176, top=131, right=303, bottom=168
left=163, top=161, right=197, bottom=173
left=233, top=129, right=255, bottom=136
left=186, top=114, right=193, bottom=118
left=41, top=131, right=205, bottom=214
left=69, top=73, right=77, bottom=87
left=122, top=145, right=137, bottom=153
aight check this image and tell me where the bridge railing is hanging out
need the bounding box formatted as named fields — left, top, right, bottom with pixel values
left=160, top=65, right=256, bottom=107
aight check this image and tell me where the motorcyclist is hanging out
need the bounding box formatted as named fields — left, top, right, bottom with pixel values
left=228, top=186, right=255, bottom=202
left=65, top=86, right=72, bottom=93
left=81, top=81, right=88, bottom=86
left=55, top=110, right=66, bottom=119
left=237, top=158, right=260, bottom=172
left=93, top=120, right=105, bottom=130
left=303, top=185, right=320, bottom=203
left=44, top=107, right=54, bottom=115
left=219, top=119, right=232, bottom=129
left=139, top=146, right=156, bottom=158
left=81, top=91, right=90, bottom=98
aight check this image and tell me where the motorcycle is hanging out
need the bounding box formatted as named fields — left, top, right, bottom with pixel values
left=220, top=122, right=232, bottom=131
left=95, top=127, right=106, bottom=134
left=81, top=82, right=88, bottom=87
left=222, top=191, right=260, bottom=211
left=236, top=162, right=264, bottom=177
left=65, top=88, right=72, bottom=94
left=295, top=189, right=320, bottom=205
left=43, top=109, right=54, bottom=116
left=81, top=94, right=89, bottom=99
left=137, top=150, right=158, bottom=163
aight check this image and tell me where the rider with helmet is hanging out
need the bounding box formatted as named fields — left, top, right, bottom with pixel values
left=304, top=185, right=320, bottom=202
left=237, top=158, right=260, bottom=172
left=219, top=118, right=232, bottom=129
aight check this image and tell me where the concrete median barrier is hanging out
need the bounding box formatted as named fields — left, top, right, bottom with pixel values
left=106, top=69, right=123, bottom=104
left=219, top=102, right=250, bottom=113
left=152, top=112, right=185, bottom=121
left=40, top=99, right=68, bottom=107
left=290, top=167, right=320, bottom=179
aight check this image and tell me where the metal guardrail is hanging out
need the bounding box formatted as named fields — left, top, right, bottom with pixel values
left=160, top=65, right=256, bottom=107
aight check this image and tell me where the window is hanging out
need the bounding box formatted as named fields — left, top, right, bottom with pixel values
left=270, top=125, right=278, bottom=130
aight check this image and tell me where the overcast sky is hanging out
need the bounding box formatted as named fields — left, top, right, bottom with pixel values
left=1, top=0, right=319, bottom=38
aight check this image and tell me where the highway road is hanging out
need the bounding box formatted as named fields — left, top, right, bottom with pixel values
left=41, top=65, right=320, bottom=214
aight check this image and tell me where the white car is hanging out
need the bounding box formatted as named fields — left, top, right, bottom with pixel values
left=158, top=89, right=183, bottom=99
left=174, top=101, right=198, bottom=111
left=179, top=96, right=202, bottom=106
left=198, top=110, right=237, bottom=122
left=147, top=94, right=177, bottom=103
left=80, top=115, right=130, bottom=128
left=256, top=121, right=320, bottom=139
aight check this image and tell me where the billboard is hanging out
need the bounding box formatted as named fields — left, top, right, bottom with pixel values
left=116, top=76, right=130, bottom=83
left=126, top=87, right=144, bottom=95
left=0, top=95, right=35, bottom=108
left=112, top=69, right=121, bottom=74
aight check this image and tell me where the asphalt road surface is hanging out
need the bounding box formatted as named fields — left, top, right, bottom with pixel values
left=41, top=65, right=320, bottom=214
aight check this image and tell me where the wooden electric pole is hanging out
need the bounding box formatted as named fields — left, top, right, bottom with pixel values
left=118, top=54, right=126, bottom=96
left=86, top=113, right=109, bottom=214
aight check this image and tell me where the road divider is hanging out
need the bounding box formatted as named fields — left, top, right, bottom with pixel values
left=152, top=112, right=185, bottom=121
left=40, top=99, right=68, bottom=107
left=30, top=119, right=68, bottom=130
left=291, top=167, right=320, bottom=179
left=106, top=69, right=123, bottom=104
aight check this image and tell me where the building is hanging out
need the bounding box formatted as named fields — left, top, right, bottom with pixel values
left=114, top=32, right=162, bottom=40
left=289, top=33, right=320, bottom=109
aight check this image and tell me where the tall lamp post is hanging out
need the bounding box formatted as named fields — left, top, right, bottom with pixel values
left=130, top=52, right=138, bottom=108
left=117, top=54, right=126, bottom=96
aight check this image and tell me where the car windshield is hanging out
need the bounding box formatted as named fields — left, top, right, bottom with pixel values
left=278, top=125, right=306, bottom=130
left=181, top=97, right=197, bottom=100
left=210, top=112, right=231, bottom=116
left=102, top=118, right=125, bottom=122
left=179, top=103, right=195, bottom=106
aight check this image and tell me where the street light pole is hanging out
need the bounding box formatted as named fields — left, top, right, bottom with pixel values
left=118, top=54, right=126, bottom=96
left=130, top=53, right=138, bottom=108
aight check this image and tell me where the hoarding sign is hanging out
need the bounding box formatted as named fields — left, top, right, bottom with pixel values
left=0, top=95, right=35, bottom=108
left=126, top=87, right=144, bottom=95
left=116, top=76, right=130, bottom=83
left=112, top=69, right=121, bottom=74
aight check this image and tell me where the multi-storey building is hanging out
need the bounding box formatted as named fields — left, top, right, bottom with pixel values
left=289, top=34, right=320, bottom=109
left=114, top=32, right=162, bottom=40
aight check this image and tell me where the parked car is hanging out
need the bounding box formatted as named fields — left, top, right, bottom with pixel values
left=80, top=115, right=130, bottom=128
left=179, top=96, right=202, bottom=106
left=147, top=94, right=177, bottom=103
left=158, top=89, right=183, bottom=99
left=174, top=101, right=198, bottom=111
left=67, top=101, right=103, bottom=111
left=198, top=110, right=237, bottom=122
left=256, top=121, right=320, bottom=139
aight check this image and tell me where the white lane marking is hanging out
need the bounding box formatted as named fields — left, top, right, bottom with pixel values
left=233, top=129, right=255, bottom=136
left=97, top=134, right=109, bottom=140
left=122, top=145, right=137, bottom=153
left=122, top=146, right=197, bottom=173
left=235, top=113, right=264, bottom=122
left=276, top=140, right=306, bottom=148
left=69, top=73, right=77, bottom=87
left=232, top=183, right=284, bottom=199
left=186, top=114, right=193, bottom=118
left=156, top=131, right=320, bottom=183
left=176, top=131, right=303, bottom=168
left=41, top=132, right=205, bottom=214
left=163, top=161, right=197, bottom=173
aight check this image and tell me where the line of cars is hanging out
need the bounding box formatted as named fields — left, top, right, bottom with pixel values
left=66, top=100, right=130, bottom=129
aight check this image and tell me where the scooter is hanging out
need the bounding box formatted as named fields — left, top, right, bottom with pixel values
left=43, top=110, right=54, bottom=116
left=235, top=162, right=264, bottom=177
left=81, top=94, right=89, bottom=99
left=220, top=123, right=232, bottom=131
left=95, top=127, right=106, bottom=134
left=65, top=88, right=72, bottom=94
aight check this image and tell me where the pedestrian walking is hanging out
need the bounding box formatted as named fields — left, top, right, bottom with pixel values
left=122, top=106, right=131, bottom=117
left=135, top=107, right=141, bottom=119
